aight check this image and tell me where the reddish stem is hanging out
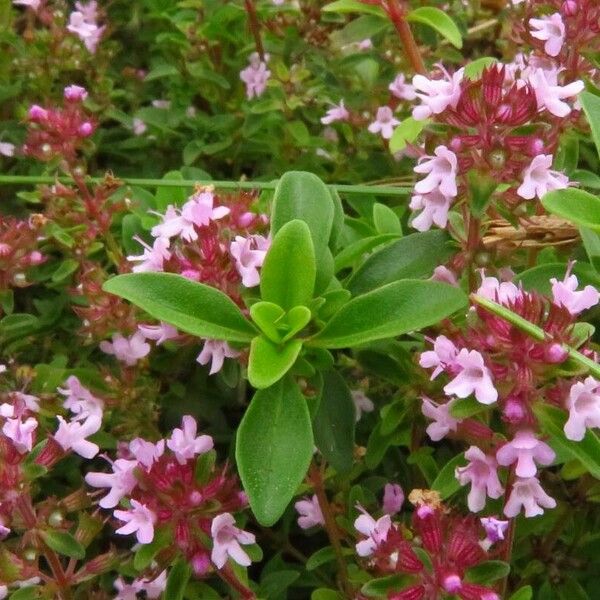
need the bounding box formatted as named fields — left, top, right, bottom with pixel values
left=244, top=0, right=265, bottom=60
left=384, top=0, right=426, bottom=75
left=218, top=564, right=257, bottom=599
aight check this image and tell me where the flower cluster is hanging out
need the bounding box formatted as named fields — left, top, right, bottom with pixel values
left=420, top=269, right=599, bottom=517
left=67, top=1, right=105, bottom=54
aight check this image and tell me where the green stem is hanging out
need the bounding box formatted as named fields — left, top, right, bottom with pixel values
left=0, top=174, right=411, bottom=196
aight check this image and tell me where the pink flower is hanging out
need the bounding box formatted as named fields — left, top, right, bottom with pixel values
left=166, top=415, right=214, bottom=465
left=12, top=0, right=40, bottom=10
left=67, top=11, right=104, bottom=53
left=456, top=446, right=504, bottom=512
left=28, top=105, right=48, bottom=121
left=230, top=234, right=270, bottom=288
left=54, top=415, right=101, bottom=458
left=496, top=430, right=555, bottom=478
left=58, top=375, right=103, bottom=421
left=196, top=339, right=241, bottom=375
left=351, top=390, right=374, bottom=421
left=99, top=332, right=151, bottom=366
left=517, top=155, right=569, bottom=200
left=127, top=236, right=171, bottom=273
left=389, top=74, right=416, bottom=101
left=412, top=67, right=464, bottom=121
left=113, top=578, right=139, bottom=600
left=529, top=13, right=565, bottom=57
left=368, top=107, right=400, bottom=139
left=550, top=270, right=599, bottom=315
left=431, top=266, right=458, bottom=286
left=409, top=190, right=452, bottom=232
left=114, top=499, right=156, bottom=544
left=151, top=100, right=171, bottom=110
left=294, top=495, right=325, bottom=529
left=564, top=377, right=600, bottom=441
left=240, top=53, right=271, bottom=100
left=132, top=571, right=167, bottom=599
left=357, top=38, right=373, bottom=50
left=528, top=68, right=584, bottom=117
left=132, top=118, right=147, bottom=136
left=137, top=322, right=179, bottom=345
left=476, top=275, right=522, bottom=305
left=181, top=191, right=230, bottom=230
left=480, top=517, right=509, bottom=543
left=444, top=349, right=498, bottom=405
left=321, top=100, right=350, bottom=125
left=64, top=85, right=88, bottom=102
left=503, top=477, right=556, bottom=518
left=129, top=438, right=165, bottom=469
left=85, top=458, right=139, bottom=508
left=210, top=513, right=256, bottom=569
left=354, top=509, right=392, bottom=557
left=421, top=397, right=460, bottom=441
left=2, top=416, right=37, bottom=453
left=382, top=483, right=404, bottom=515
left=0, top=142, right=15, bottom=157
left=420, top=335, right=458, bottom=379
left=414, top=146, right=458, bottom=198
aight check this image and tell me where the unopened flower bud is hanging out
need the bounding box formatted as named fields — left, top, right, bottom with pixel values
left=27, top=251, right=44, bottom=266
left=48, top=511, right=64, bottom=527
left=545, top=343, right=568, bottom=363
left=28, top=105, right=48, bottom=121
left=503, top=397, right=526, bottom=424
left=442, top=574, right=462, bottom=593
left=561, top=0, right=577, bottom=16
left=78, top=122, right=94, bottom=137
left=488, top=149, right=506, bottom=170
left=449, top=136, right=463, bottom=152
left=64, top=85, right=88, bottom=102
left=528, top=138, right=545, bottom=155
left=0, top=243, right=11, bottom=256
left=191, top=552, right=211, bottom=576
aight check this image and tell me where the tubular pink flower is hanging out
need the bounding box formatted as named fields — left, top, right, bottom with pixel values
left=85, top=458, right=138, bottom=508
left=368, top=106, right=400, bottom=140
left=166, top=415, right=214, bottom=465
left=409, top=190, right=452, bottom=231
left=128, top=438, right=165, bottom=469
left=127, top=236, right=171, bottom=273
left=389, top=73, right=416, bottom=101
left=114, top=499, right=156, bottom=544
left=321, top=100, right=350, bottom=125
left=528, top=68, right=583, bottom=117
left=64, top=85, right=88, bottom=102
left=196, top=339, right=241, bottom=375
left=54, top=415, right=101, bottom=458
left=240, top=53, right=271, bottom=100
left=444, top=349, right=498, bottom=405
left=517, top=154, right=569, bottom=200
left=230, top=234, right=270, bottom=288
left=420, top=335, right=458, bottom=379
left=351, top=390, right=374, bottom=421
left=496, top=430, right=555, bottom=478
left=414, top=146, right=458, bottom=199
left=503, top=477, right=556, bottom=518
left=294, top=495, right=325, bottom=529
left=421, top=397, right=460, bottom=441
left=550, top=271, right=599, bottom=315
left=2, top=416, right=37, bottom=453
left=382, top=483, right=404, bottom=515
left=210, top=513, right=256, bottom=569
left=412, top=67, right=464, bottom=120
left=456, top=446, right=504, bottom=512
left=564, top=377, right=600, bottom=441
left=529, top=13, right=565, bottom=57
left=354, top=509, right=393, bottom=557
left=99, top=332, right=151, bottom=366
left=476, top=275, right=522, bottom=305
left=58, top=375, right=103, bottom=421
left=480, top=516, right=509, bottom=543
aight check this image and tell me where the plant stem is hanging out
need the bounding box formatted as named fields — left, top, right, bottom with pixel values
left=244, top=0, right=265, bottom=59
left=385, top=0, right=426, bottom=74
left=309, top=463, right=353, bottom=598
left=218, top=564, right=257, bottom=599
left=0, top=174, right=412, bottom=197
left=500, top=467, right=516, bottom=598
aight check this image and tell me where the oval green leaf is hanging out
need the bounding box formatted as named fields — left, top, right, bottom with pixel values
left=542, top=188, right=600, bottom=232
left=41, top=530, right=85, bottom=560
left=248, top=336, right=303, bottom=389
left=406, top=7, right=463, bottom=48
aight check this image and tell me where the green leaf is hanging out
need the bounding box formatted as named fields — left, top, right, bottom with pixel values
left=464, top=57, right=498, bottom=79
left=313, top=371, right=356, bottom=473
left=466, top=560, right=510, bottom=584
left=165, top=558, right=192, bottom=600
left=372, top=203, right=402, bottom=235
left=306, top=547, right=337, bottom=570
left=508, top=587, right=533, bottom=600
left=236, top=378, right=314, bottom=525
left=347, top=230, right=454, bottom=295
left=450, top=397, right=489, bottom=419
left=103, top=273, right=256, bottom=342
left=467, top=170, right=497, bottom=217
left=9, top=587, right=41, bottom=600
left=322, top=0, right=386, bottom=18
left=581, top=227, right=600, bottom=271
left=388, top=117, right=427, bottom=154
left=311, top=280, right=467, bottom=348
left=361, top=574, right=414, bottom=597
left=133, top=528, right=171, bottom=570
left=311, top=590, right=343, bottom=600
left=50, top=259, right=79, bottom=283
left=580, top=91, right=600, bottom=158
left=40, top=530, right=85, bottom=559
left=250, top=301, right=286, bottom=343
left=334, top=234, right=400, bottom=272
left=541, top=188, right=600, bottom=232
left=515, top=262, right=600, bottom=295
left=260, top=220, right=316, bottom=310
left=534, top=404, right=600, bottom=480
left=406, top=7, right=463, bottom=48
left=248, top=336, right=303, bottom=389
left=431, top=453, right=465, bottom=499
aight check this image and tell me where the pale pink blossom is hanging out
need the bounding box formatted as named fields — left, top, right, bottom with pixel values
left=75, top=0, right=98, bottom=21
left=431, top=265, right=458, bottom=286
left=321, top=100, right=350, bottom=125
left=420, top=335, right=458, bottom=379
left=496, top=430, right=555, bottom=478
left=357, top=38, right=373, bottom=50
left=517, top=154, right=569, bottom=200
left=477, top=275, right=522, bottom=305
left=166, top=415, right=214, bottom=465
left=129, top=438, right=165, bottom=469
left=54, top=415, right=101, bottom=458
left=99, top=332, right=151, bottom=366
left=456, top=446, right=504, bottom=512
left=368, top=106, right=400, bottom=140
left=137, top=322, right=179, bottom=345
left=389, top=73, right=416, bottom=101
left=128, top=236, right=171, bottom=272
left=444, top=349, right=498, bottom=405
left=421, top=397, right=460, bottom=441
left=412, top=67, right=464, bottom=121
left=64, top=85, right=88, bottom=102
left=114, top=499, right=156, bottom=544
left=294, top=495, right=325, bottom=529
left=230, top=234, right=270, bottom=287
left=564, top=377, right=600, bottom=441
left=132, top=118, right=147, bottom=135
left=12, top=0, right=40, bottom=10
left=67, top=10, right=104, bottom=53
left=529, top=13, right=565, bottom=57
left=211, top=513, right=256, bottom=568
left=480, top=517, right=509, bottom=543
left=132, top=571, right=167, bottom=599
left=58, top=375, right=103, bottom=421
left=351, top=390, right=374, bottom=421
left=2, top=416, right=37, bottom=453
left=354, top=509, right=392, bottom=557
left=113, top=577, right=138, bottom=600
left=240, top=53, right=271, bottom=100
left=0, top=392, right=40, bottom=418
left=414, top=145, right=458, bottom=198
left=409, top=190, right=452, bottom=231
left=197, top=339, right=241, bottom=375
left=85, top=458, right=139, bottom=508
left=151, top=100, right=171, bottom=110
left=382, top=483, right=404, bottom=515
left=503, top=476, right=556, bottom=518
left=528, top=68, right=584, bottom=117
left=0, top=142, right=15, bottom=157
left=551, top=270, right=599, bottom=315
